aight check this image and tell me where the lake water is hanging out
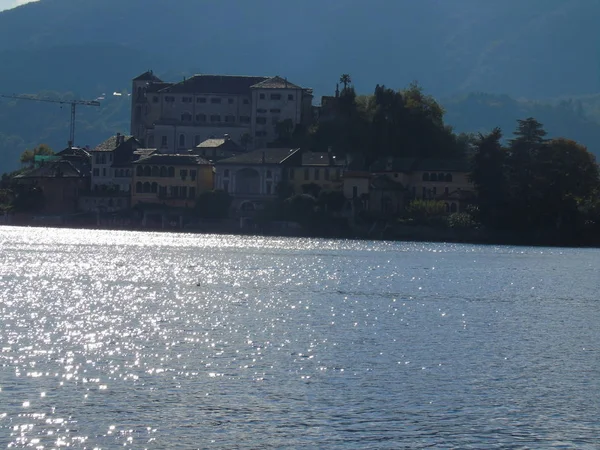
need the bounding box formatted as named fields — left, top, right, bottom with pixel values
left=0, top=226, right=599, bottom=449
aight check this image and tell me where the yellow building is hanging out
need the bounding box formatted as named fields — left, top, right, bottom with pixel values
left=287, top=151, right=345, bottom=194
left=132, top=154, right=214, bottom=209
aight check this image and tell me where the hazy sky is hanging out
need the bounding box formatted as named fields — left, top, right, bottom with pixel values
left=0, top=0, right=38, bottom=12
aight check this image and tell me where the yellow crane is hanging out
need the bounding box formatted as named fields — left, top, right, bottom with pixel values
left=0, top=94, right=101, bottom=147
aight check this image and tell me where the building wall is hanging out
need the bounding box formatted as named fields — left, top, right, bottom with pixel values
left=90, top=151, right=115, bottom=190
left=131, top=164, right=214, bottom=208
left=250, top=88, right=303, bottom=149
left=214, top=164, right=283, bottom=198
left=153, top=124, right=250, bottom=154
left=287, top=166, right=343, bottom=194
left=343, top=175, right=370, bottom=200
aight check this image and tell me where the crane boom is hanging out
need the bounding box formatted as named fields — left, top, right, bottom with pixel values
left=0, top=94, right=101, bottom=147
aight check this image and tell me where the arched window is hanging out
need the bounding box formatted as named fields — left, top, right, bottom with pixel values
left=445, top=202, right=450, bottom=213
left=168, top=167, right=175, bottom=177
left=151, top=182, right=158, bottom=193
left=438, top=173, right=445, bottom=181
left=136, top=166, right=143, bottom=176
left=143, top=182, right=151, bottom=193
left=446, top=173, right=453, bottom=182
left=422, top=173, right=430, bottom=181
left=151, top=166, right=159, bottom=176
left=160, top=166, right=167, bottom=177
left=143, top=166, right=151, bottom=177
left=179, top=134, right=186, bottom=148
left=450, top=203, right=458, bottom=213
left=430, top=173, right=438, bottom=182
left=136, top=181, right=142, bottom=193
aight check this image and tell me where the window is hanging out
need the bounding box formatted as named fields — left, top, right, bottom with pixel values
left=228, top=98, right=234, bottom=104
left=288, top=94, right=294, bottom=101
left=160, top=166, right=167, bottom=177
left=151, top=182, right=158, bottom=193
left=197, top=97, right=206, bottom=103
left=255, top=131, right=267, bottom=137
left=289, top=168, right=295, bottom=180
left=243, top=98, right=250, bottom=104
left=180, top=186, right=188, bottom=198
left=179, top=134, right=186, bottom=148
left=324, top=169, right=329, bottom=181
left=256, top=117, right=267, bottom=125
left=210, top=98, right=221, bottom=104
left=225, top=115, right=235, bottom=123
left=270, top=108, right=281, bottom=113
left=143, top=166, right=151, bottom=176
left=180, top=169, right=188, bottom=180
left=270, top=94, right=281, bottom=100
left=266, top=170, right=272, bottom=179
left=159, top=186, right=167, bottom=196
left=152, top=166, right=159, bottom=176
left=259, top=93, right=265, bottom=100
left=304, top=168, right=309, bottom=181
left=161, top=136, right=168, bottom=147
left=153, top=96, right=159, bottom=103
left=266, top=181, right=272, bottom=194
left=102, top=168, right=106, bottom=176
left=171, top=186, right=179, bottom=197
left=189, top=187, right=196, bottom=198
left=352, top=186, right=358, bottom=198
left=182, top=96, right=192, bottom=103
left=431, top=173, right=438, bottom=182
left=314, top=169, right=320, bottom=180
left=165, top=96, right=175, bottom=102
left=224, top=169, right=230, bottom=178
left=422, top=187, right=427, bottom=199
left=444, top=187, right=449, bottom=195
left=256, top=108, right=267, bottom=113
left=432, top=187, right=437, bottom=195
left=136, top=181, right=142, bottom=193
left=240, top=116, right=251, bottom=124
left=422, top=173, right=430, bottom=181
left=181, top=112, right=192, bottom=122
left=143, top=182, right=151, bottom=193
left=190, top=170, right=197, bottom=181
left=446, top=173, right=453, bottom=182
left=196, top=114, right=206, bottom=123
left=223, top=181, right=229, bottom=192
left=210, top=115, right=221, bottom=123
left=93, top=168, right=99, bottom=176
left=168, top=167, right=175, bottom=177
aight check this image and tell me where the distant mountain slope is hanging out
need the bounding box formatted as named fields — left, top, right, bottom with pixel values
left=0, top=0, right=598, bottom=98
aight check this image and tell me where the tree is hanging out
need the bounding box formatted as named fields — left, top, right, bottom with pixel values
left=470, top=128, right=510, bottom=227
left=20, top=144, right=54, bottom=165
left=339, top=74, right=352, bottom=91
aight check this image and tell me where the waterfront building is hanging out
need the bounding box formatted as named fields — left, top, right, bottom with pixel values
left=287, top=150, right=345, bottom=195
left=191, top=135, right=243, bottom=162
left=214, top=147, right=301, bottom=215
left=131, top=154, right=214, bottom=209
left=130, top=70, right=313, bottom=152
left=90, top=133, right=143, bottom=193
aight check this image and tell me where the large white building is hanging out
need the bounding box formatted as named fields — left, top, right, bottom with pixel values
left=131, top=71, right=313, bottom=152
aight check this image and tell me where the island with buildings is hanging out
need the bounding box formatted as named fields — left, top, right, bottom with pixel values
left=1, top=70, right=599, bottom=246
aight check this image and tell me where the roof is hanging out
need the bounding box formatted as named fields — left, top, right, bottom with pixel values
left=301, top=151, right=344, bottom=167
left=160, top=74, right=270, bottom=95
left=134, top=148, right=158, bottom=157
left=414, top=159, right=471, bottom=172
left=146, top=82, right=173, bottom=93
left=133, top=70, right=162, bottom=82
left=92, top=134, right=135, bottom=152
left=370, top=174, right=404, bottom=191
left=55, top=147, right=90, bottom=158
left=217, top=148, right=300, bottom=165
left=196, top=138, right=241, bottom=151
left=134, top=154, right=211, bottom=166
left=15, top=160, right=85, bottom=179
left=250, top=76, right=303, bottom=90
left=370, top=157, right=418, bottom=172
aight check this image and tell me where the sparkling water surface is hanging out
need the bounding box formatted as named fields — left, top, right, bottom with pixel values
left=1, top=226, right=599, bottom=448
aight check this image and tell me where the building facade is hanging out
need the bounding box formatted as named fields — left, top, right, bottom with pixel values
left=130, top=71, right=313, bottom=153
left=131, top=154, right=214, bottom=209
left=287, top=151, right=345, bottom=195
left=90, top=133, right=142, bottom=193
